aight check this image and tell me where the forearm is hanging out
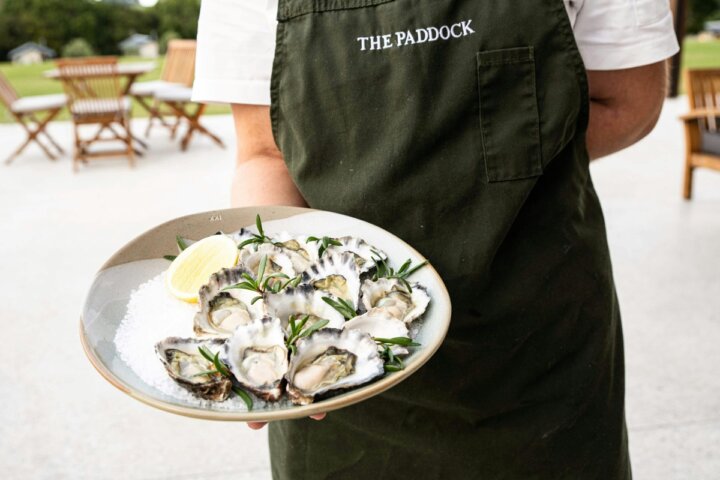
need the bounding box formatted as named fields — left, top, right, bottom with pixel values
left=585, top=62, right=667, bottom=161
left=585, top=99, right=659, bottom=160
left=231, top=155, right=307, bottom=207
left=230, top=104, right=307, bottom=208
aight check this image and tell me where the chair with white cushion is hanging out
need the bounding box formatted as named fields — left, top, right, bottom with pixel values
left=130, top=39, right=196, bottom=137
left=0, top=71, right=66, bottom=164
left=153, top=85, right=225, bottom=151
left=56, top=56, right=136, bottom=171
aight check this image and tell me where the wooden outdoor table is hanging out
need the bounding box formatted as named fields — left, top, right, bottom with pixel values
left=45, top=61, right=156, bottom=151
left=44, top=62, right=156, bottom=95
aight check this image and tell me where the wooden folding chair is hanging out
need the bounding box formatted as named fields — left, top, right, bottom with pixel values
left=0, top=71, right=66, bottom=165
left=130, top=39, right=197, bottom=138
left=56, top=57, right=136, bottom=171
left=681, top=68, right=720, bottom=199
left=154, top=85, right=225, bottom=151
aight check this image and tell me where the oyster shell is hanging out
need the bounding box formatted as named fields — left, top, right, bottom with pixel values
left=360, top=278, right=430, bottom=324
left=224, top=316, right=288, bottom=401
left=343, top=308, right=410, bottom=355
left=155, top=337, right=232, bottom=401
left=324, top=236, right=387, bottom=274
left=264, top=285, right=346, bottom=330
left=273, top=232, right=318, bottom=266
left=194, top=266, right=265, bottom=337
left=301, top=252, right=361, bottom=309
left=285, top=328, right=384, bottom=405
left=239, top=244, right=297, bottom=279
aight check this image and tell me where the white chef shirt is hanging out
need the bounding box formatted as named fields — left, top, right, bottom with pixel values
left=192, top=0, right=679, bottom=105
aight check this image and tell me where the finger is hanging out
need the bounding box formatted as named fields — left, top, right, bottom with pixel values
left=310, top=413, right=327, bottom=421
left=247, top=421, right=267, bottom=430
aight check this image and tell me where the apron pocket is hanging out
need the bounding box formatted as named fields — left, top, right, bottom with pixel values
left=278, top=0, right=395, bottom=20
left=477, top=46, right=542, bottom=182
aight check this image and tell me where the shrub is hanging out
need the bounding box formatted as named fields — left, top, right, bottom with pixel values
left=159, top=31, right=180, bottom=54
left=62, top=38, right=95, bottom=58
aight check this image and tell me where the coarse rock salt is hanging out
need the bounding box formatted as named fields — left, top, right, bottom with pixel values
left=113, top=272, right=262, bottom=411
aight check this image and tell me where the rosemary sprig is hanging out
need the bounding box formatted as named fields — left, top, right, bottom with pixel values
left=380, top=344, right=405, bottom=372
left=321, top=296, right=357, bottom=320
left=222, top=255, right=293, bottom=303
left=197, top=346, right=230, bottom=377
left=371, top=255, right=428, bottom=293
left=306, top=236, right=343, bottom=258
left=195, top=347, right=254, bottom=410
left=286, top=314, right=330, bottom=355
left=176, top=235, right=189, bottom=251
left=190, top=369, right=222, bottom=378
left=163, top=235, right=190, bottom=261
left=238, top=215, right=274, bottom=250
left=374, top=337, right=421, bottom=347
left=375, top=337, right=420, bottom=372
left=232, top=386, right=254, bottom=411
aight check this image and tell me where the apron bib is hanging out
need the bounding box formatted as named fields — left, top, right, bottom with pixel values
left=269, top=1, right=630, bottom=478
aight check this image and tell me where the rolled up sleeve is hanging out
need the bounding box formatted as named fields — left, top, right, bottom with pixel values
left=573, top=0, right=680, bottom=70
left=192, top=0, right=277, bottom=105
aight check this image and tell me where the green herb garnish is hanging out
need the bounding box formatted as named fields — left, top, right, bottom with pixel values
left=371, top=254, right=428, bottom=293
left=163, top=255, right=177, bottom=262
left=306, top=236, right=343, bottom=258
left=374, top=337, right=421, bottom=372
left=176, top=235, right=189, bottom=251
left=232, top=386, right=254, bottom=411
left=286, top=315, right=330, bottom=355
left=222, top=255, right=295, bottom=303
left=197, top=346, right=230, bottom=377
left=321, top=296, right=357, bottom=320
left=238, top=215, right=274, bottom=250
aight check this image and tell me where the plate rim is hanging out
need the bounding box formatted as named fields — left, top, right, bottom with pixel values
left=80, top=206, right=452, bottom=422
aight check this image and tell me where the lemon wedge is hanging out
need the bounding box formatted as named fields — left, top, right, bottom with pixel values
left=165, top=235, right=238, bottom=303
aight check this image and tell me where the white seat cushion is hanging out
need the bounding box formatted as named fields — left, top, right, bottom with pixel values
left=70, top=97, right=132, bottom=117
left=154, top=86, right=194, bottom=102
left=130, top=80, right=183, bottom=97
left=11, top=94, right=67, bottom=114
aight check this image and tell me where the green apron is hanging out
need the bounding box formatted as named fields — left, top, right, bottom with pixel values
left=269, top=0, right=630, bottom=478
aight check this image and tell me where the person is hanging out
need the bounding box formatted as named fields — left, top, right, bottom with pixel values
left=192, top=1, right=679, bottom=478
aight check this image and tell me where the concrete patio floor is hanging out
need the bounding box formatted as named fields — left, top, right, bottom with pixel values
left=0, top=99, right=718, bottom=479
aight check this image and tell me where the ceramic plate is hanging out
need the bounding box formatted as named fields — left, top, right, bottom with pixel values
left=80, top=206, right=451, bottom=421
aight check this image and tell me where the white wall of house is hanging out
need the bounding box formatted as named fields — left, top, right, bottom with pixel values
left=138, top=42, right=159, bottom=58
left=12, top=50, right=43, bottom=65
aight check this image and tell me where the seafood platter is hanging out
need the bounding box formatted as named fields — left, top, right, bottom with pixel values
left=80, top=207, right=451, bottom=421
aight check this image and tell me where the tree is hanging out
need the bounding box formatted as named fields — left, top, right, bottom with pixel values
left=688, top=0, right=720, bottom=33
left=62, top=37, right=94, bottom=57
left=154, top=0, right=200, bottom=40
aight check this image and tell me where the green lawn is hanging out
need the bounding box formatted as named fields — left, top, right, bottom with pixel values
left=1, top=39, right=719, bottom=124
left=0, top=55, right=230, bottom=123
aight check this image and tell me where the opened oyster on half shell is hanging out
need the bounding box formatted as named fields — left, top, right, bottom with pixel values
left=360, top=278, right=430, bottom=324
left=264, top=285, right=346, bottom=330
left=155, top=337, right=232, bottom=401
left=194, top=266, right=265, bottom=337
left=224, top=316, right=288, bottom=401
left=285, top=328, right=385, bottom=405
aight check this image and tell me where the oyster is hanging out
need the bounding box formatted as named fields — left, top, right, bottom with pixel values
left=155, top=337, right=232, bottom=401
left=239, top=244, right=297, bottom=279
left=194, top=266, right=265, bottom=337
left=227, top=227, right=255, bottom=246
left=285, top=328, right=384, bottom=405
left=273, top=232, right=318, bottom=266
left=224, top=316, right=288, bottom=401
left=301, top=252, right=361, bottom=309
left=264, top=285, right=346, bottom=330
left=360, top=278, right=430, bottom=324
left=323, top=236, right=387, bottom=274
left=343, top=308, right=410, bottom=355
